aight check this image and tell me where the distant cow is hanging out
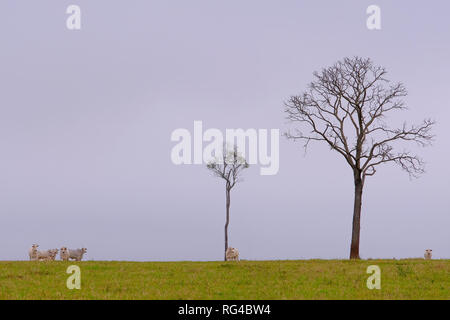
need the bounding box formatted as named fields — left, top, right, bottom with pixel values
left=68, top=248, right=87, bottom=261
left=60, top=247, right=70, bottom=261
left=424, top=249, right=432, bottom=260
left=37, top=249, right=59, bottom=261
left=47, top=249, right=59, bottom=261
left=28, top=244, right=39, bottom=261
left=226, top=247, right=239, bottom=261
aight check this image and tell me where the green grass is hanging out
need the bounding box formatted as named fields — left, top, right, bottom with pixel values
left=0, top=260, right=448, bottom=299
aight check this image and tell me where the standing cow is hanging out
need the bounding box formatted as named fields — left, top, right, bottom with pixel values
left=68, top=248, right=87, bottom=261
left=60, top=247, right=70, bottom=261
left=226, top=247, right=239, bottom=261
left=28, top=244, right=39, bottom=261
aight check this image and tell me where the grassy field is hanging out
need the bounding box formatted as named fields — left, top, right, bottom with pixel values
left=0, top=259, right=448, bottom=300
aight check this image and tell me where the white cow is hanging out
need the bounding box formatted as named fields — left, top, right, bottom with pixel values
left=47, top=249, right=59, bottom=261
left=68, top=248, right=87, bottom=261
left=226, top=247, right=239, bottom=261
left=36, top=249, right=59, bottom=261
left=28, top=244, right=39, bottom=261
left=60, top=247, right=70, bottom=261
left=424, top=249, right=432, bottom=260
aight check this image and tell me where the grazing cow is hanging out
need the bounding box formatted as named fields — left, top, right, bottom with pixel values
left=28, top=244, right=39, bottom=261
left=226, top=247, right=239, bottom=261
left=60, top=247, right=70, bottom=261
left=424, top=249, right=432, bottom=260
left=68, top=248, right=87, bottom=261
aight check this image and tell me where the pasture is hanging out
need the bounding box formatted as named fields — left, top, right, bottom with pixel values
left=0, top=259, right=448, bottom=300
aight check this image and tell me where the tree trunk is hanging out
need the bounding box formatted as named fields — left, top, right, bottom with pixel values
left=350, top=172, right=363, bottom=259
left=224, top=187, right=231, bottom=261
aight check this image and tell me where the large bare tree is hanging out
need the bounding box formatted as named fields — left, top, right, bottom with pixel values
left=284, top=57, right=434, bottom=259
left=207, top=145, right=249, bottom=261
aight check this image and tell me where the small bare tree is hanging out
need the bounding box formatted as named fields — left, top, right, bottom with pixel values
left=284, top=57, right=434, bottom=259
left=207, top=145, right=249, bottom=261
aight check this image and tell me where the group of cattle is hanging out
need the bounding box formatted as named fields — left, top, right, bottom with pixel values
left=27, top=244, right=433, bottom=261
left=28, top=244, right=87, bottom=261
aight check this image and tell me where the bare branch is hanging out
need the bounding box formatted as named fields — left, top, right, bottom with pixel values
left=206, top=144, right=249, bottom=190
left=284, top=56, right=435, bottom=180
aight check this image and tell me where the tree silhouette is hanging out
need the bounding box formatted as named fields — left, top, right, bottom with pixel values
left=284, top=57, right=435, bottom=259
left=207, top=145, right=249, bottom=261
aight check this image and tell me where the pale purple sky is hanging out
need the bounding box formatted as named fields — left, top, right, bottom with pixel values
left=1, top=0, right=449, bottom=260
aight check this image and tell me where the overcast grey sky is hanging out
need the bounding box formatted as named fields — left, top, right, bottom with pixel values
left=1, top=0, right=449, bottom=261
